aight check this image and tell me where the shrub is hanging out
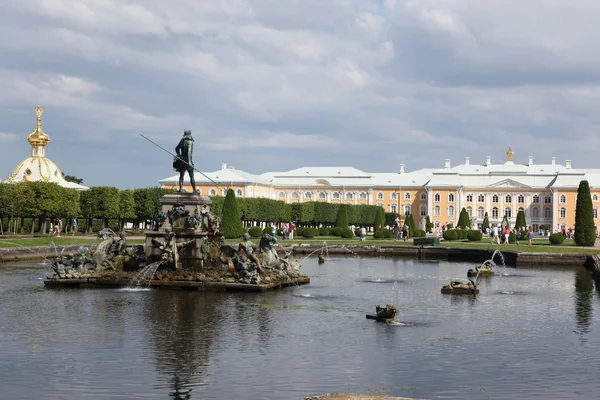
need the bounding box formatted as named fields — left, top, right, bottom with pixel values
left=295, top=227, right=305, bottom=237
left=443, top=230, right=458, bottom=241
left=330, top=227, right=342, bottom=237
left=519, top=230, right=528, bottom=240
left=467, top=230, right=482, bottom=241
left=354, top=228, right=361, bottom=237
left=549, top=233, right=565, bottom=245
left=373, top=207, right=385, bottom=230
left=508, top=232, right=516, bottom=244
left=263, top=226, right=276, bottom=235
left=340, top=228, right=354, bottom=239
left=318, top=227, right=330, bottom=236
left=302, top=228, right=316, bottom=239
left=412, top=229, right=426, bottom=238
left=248, top=226, right=263, bottom=238
left=335, top=206, right=349, bottom=229
left=373, top=229, right=392, bottom=239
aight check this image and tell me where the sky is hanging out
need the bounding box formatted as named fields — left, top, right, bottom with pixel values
left=1, top=0, right=600, bottom=189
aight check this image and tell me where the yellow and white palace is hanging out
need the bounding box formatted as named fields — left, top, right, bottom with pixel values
left=159, top=148, right=600, bottom=232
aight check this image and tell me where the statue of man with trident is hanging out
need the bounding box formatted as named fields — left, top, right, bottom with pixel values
left=173, top=130, right=199, bottom=193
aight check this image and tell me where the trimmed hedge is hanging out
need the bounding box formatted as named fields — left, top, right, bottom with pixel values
left=443, top=230, right=458, bottom=241
left=331, top=227, right=342, bottom=237
left=340, top=228, right=354, bottom=239
left=302, top=227, right=317, bottom=238
left=373, top=229, right=393, bottom=239
left=248, top=226, right=263, bottom=238
left=549, top=233, right=565, bottom=245
left=467, top=230, right=482, bottom=241
left=412, top=229, right=426, bottom=238
left=508, top=232, right=516, bottom=244
left=319, top=227, right=330, bottom=236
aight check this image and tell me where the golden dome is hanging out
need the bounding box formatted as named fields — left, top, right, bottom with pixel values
left=26, top=105, right=50, bottom=148
left=506, top=146, right=514, bottom=162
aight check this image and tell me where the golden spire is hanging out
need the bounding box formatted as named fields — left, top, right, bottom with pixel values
left=506, top=146, right=514, bottom=162
left=27, top=105, right=50, bottom=156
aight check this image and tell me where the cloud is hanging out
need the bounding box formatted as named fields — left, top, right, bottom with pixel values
left=0, top=133, right=18, bottom=142
left=1, top=0, right=600, bottom=188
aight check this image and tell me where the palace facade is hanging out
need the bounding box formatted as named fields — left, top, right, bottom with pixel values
left=159, top=148, right=600, bottom=232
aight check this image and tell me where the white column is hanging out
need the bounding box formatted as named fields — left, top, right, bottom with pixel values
left=552, top=190, right=559, bottom=232
left=427, top=188, right=433, bottom=217
left=368, top=189, right=373, bottom=205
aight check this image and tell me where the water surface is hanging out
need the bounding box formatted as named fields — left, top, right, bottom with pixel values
left=1, top=257, right=599, bottom=399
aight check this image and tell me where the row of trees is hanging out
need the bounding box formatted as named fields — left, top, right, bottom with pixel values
left=0, top=182, right=174, bottom=234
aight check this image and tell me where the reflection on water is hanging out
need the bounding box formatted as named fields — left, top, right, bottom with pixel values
left=0, top=257, right=599, bottom=400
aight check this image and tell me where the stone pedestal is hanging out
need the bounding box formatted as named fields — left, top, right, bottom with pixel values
left=158, top=193, right=212, bottom=232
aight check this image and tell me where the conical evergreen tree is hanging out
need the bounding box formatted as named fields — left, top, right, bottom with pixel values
left=221, top=189, right=245, bottom=238
left=373, top=206, right=385, bottom=230
left=458, top=207, right=470, bottom=229
left=425, top=215, right=432, bottom=233
left=501, top=214, right=510, bottom=229
left=406, top=213, right=416, bottom=235
left=575, top=180, right=596, bottom=246
left=482, top=212, right=490, bottom=231
left=515, top=209, right=527, bottom=230
left=335, top=204, right=350, bottom=229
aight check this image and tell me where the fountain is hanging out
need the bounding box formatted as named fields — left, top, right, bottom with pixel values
left=318, top=241, right=329, bottom=264
left=441, top=278, right=479, bottom=294
left=366, top=304, right=397, bottom=323
left=467, top=249, right=506, bottom=277
left=44, top=131, right=309, bottom=291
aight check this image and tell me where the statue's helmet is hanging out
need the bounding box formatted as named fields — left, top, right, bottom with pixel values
left=243, top=233, right=250, bottom=240
left=183, top=130, right=192, bottom=135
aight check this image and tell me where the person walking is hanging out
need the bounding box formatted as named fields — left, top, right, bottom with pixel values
left=289, top=221, right=295, bottom=240
left=360, top=226, right=366, bottom=241
left=527, top=227, right=533, bottom=246
left=491, top=225, right=500, bottom=244
left=72, top=217, right=78, bottom=236
left=503, top=226, right=510, bottom=245
left=393, top=223, right=401, bottom=241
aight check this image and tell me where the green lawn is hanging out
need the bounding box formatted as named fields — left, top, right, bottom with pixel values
left=1, top=234, right=598, bottom=255
left=0, top=236, right=145, bottom=248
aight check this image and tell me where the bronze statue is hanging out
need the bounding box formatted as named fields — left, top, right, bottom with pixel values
left=187, top=206, right=202, bottom=230
left=174, top=130, right=198, bottom=194
left=238, top=233, right=262, bottom=270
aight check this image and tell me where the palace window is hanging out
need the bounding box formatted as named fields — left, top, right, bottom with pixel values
left=209, top=188, right=216, bottom=196
left=390, top=204, right=397, bottom=213
left=517, top=194, right=524, bottom=204
left=505, top=207, right=512, bottom=218
left=377, top=203, right=384, bottom=208
left=544, top=208, right=552, bottom=218
left=391, top=192, right=397, bottom=200
left=404, top=192, right=411, bottom=200
left=560, top=207, right=566, bottom=219
left=492, top=207, right=499, bottom=218
left=420, top=192, right=427, bottom=200
left=478, top=194, right=485, bottom=203
left=434, top=193, right=441, bottom=202
left=319, top=192, right=326, bottom=200
left=492, top=194, right=499, bottom=203
left=505, top=195, right=512, bottom=203
left=560, top=194, right=566, bottom=204
left=377, top=192, right=384, bottom=200
left=346, top=192, right=353, bottom=200
left=594, top=194, right=599, bottom=202
left=533, top=195, right=540, bottom=203
left=291, top=191, right=299, bottom=200
left=359, top=192, right=367, bottom=200
left=448, top=205, right=455, bottom=217
left=420, top=204, right=427, bottom=216
left=595, top=208, right=599, bottom=219
left=236, top=189, right=243, bottom=197
left=278, top=192, right=286, bottom=199
left=544, top=196, right=552, bottom=204
left=466, top=206, right=472, bottom=217
left=448, top=193, right=455, bottom=202
left=434, top=205, right=440, bottom=216
left=222, top=189, right=227, bottom=196
left=466, top=194, right=473, bottom=202
left=305, top=192, right=312, bottom=199
left=477, top=207, right=484, bottom=218
left=404, top=204, right=411, bottom=216
left=333, top=192, right=340, bottom=200
left=532, top=207, right=540, bottom=218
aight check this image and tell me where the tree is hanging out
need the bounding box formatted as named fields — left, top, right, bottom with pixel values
left=119, top=189, right=136, bottom=230
left=575, top=180, right=596, bottom=246
left=406, top=213, right=416, bottom=235
left=501, top=214, right=510, bottom=229
left=425, top=215, right=432, bottom=233
left=336, top=204, right=350, bottom=229
left=458, top=207, right=470, bottom=229
left=62, top=173, right=84, bottom=184
left=221, top=189, right=245, bottom=238
left=372, top=206, right=384, bottom=230
left=482, top=212, right=490, bottom=231
left=515, top=209, right=527, bottom=230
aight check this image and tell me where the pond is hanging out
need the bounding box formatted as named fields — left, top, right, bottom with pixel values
left=0, top=256, right=599, bottom=399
